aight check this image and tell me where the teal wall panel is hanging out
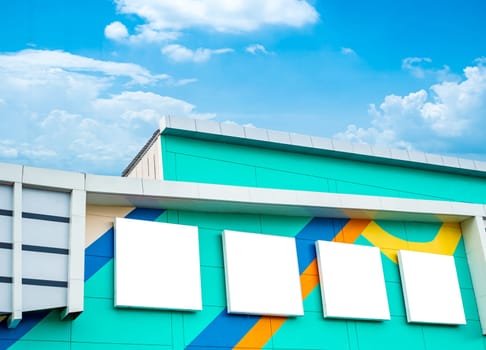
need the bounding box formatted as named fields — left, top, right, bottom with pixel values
left=71, top=298, right=173, bottom=346
left=374, top=221, right=407, bottom=240
left=302, top=286, right=322, bottom=313
left=162, top=135, right=486, bottom=204
left=422, top=321, right=484, bottom=350
left=175, top=153, right=257, bottom=187
left=177, top=211, right=262, bottom=233
left=10, top=340, right=70, bottom=350
left=271, top=312, right=350, bottom=350
left=463, top=288, right=480, bottom=322
left=404, top=221, right=443, bottom=242
left=200, top=266, right=226, bottom=307
left=255, top=167, right=329, bottom=192
left=19, top=311, right=70, bottom=343
left=71, top=343, right=171, bottom=350
left=386, top=281, right=407, bottom=317
left=260, top=215, right=310, bottom=237
left=171, top=313, right=184, bottom=349
left=354, top=317, right=426, bottom=350
left=198, top=228, right=224, bottom=268
left=84, top=260, right=114, bottom=299
left=455, top=238, right=467, bottom=258
left=456, top=256, right=474, bottom=289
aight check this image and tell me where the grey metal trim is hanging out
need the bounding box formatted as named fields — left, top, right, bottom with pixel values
left=158, top=116, right=486, bottom=178
left=121, top=129, right=160, bottom=177
left=0, top=209, right=12, bottom=216
left=22, top=278, right=67, bottom=288
left=21, top=245, right=69, bottom=255
left=22, top=212, right=70, bottom=223
left=0, top=242, right=13, bottom=250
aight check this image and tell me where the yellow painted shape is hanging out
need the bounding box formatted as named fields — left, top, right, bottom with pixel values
left=234, top=219, right=371, bottom=349
left=361, top=221, right=462, bottom=263
left=85, top=205, right=134, bottom=247
left=0, top=315, right=5, bottom=323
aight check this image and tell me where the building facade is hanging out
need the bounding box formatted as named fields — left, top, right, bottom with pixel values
left=1, top=116, right=486, bottom=349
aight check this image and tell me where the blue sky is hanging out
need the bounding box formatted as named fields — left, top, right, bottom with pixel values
left=1, top=0, right=486, bottom=175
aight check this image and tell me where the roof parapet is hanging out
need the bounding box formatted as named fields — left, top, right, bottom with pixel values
left=156, top=116, right=486, bottom=178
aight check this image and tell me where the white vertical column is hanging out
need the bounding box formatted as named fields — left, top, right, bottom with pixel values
left=8, top=182, right=22, bottom=328
left=461, top=216, right=486, bottom=334
left=61, top=189, right=86, bottom=320
left=155, top=134, right=163, bottom=180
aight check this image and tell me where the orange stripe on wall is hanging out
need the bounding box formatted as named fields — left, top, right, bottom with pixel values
left=233, top=219, right=371, bottom=349
left=333, top=219, right=372, bottom=244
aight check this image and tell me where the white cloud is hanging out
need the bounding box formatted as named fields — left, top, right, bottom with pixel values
left=0, top=50, right=216, bottom=174
left=171, top=78, right=198, bottom=87
left=246, top=44, right=270, bottom=55
left=401, top=57, right=432, bottom=78
left=401, top=57, right=453, bottom=81
left=161, top=44, right=233, bottom=63
left=105, top=21, right=129, bottom=41
left=0, top=49, right=165, bottom=85
left=475, top=57, right=486, bottom=65
left=341, top=47, right=356, bottom=56
left=222, top=120, right=256, bottom=128
left=105, top=22, right=179, bottom=44
left=93, top=91, right=215, bottom=122
left=0, top=139, right=57, bottom=160
left=336, top=61, right=486, bottom=155
left=22, top=146, right=58, bottom=158
left=40, top=109, right=81, bottom=128
left=106, top=0, right=318, bottom=44
left=0, top=141, right=19, bottom=158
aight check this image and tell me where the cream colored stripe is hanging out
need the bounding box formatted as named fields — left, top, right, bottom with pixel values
left=85, top=205, right=134, bottom=247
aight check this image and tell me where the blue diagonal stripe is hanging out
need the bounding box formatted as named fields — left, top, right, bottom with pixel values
left=295, top=218, right=348, bottom=273
left=186, top=217, right=347, bottom=348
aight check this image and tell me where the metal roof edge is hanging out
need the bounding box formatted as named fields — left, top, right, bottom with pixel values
left=158, top=116, right=486, bottom=178
left=121, top=129, right=160, bottom=177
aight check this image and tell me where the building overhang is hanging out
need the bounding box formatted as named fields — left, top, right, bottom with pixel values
left=3, top=160, right=485, bottom=222
left=86, top=174, right=485, bottom=223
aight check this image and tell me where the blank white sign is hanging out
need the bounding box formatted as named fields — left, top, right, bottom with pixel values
left=316, top=241, right=390, bottom=320
left=398, top=250, right=466, bottom=325
left=222, top=230, right=303, bottom=316
left=114, top=218, right=202, bottom=311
